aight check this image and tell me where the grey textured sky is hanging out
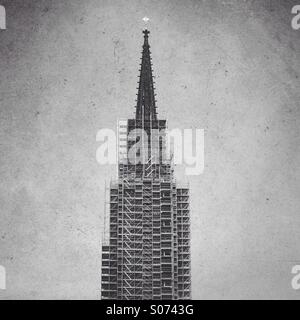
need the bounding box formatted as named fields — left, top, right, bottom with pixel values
left=0, top=0, right=300, bottom=299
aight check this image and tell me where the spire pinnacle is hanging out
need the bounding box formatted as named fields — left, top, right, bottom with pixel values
left=143, top=29, right=150, bottom=37
left=135, top=30, right=157, bottom=122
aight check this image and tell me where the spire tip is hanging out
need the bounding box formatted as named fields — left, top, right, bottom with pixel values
left=143, top=29, right=150, bottom=37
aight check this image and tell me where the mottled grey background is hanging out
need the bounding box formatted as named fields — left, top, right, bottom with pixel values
left=0, top=0, right=299, bottom=299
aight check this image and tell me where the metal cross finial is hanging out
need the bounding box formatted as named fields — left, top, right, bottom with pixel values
left=143, top=29, right=150, bottom=36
